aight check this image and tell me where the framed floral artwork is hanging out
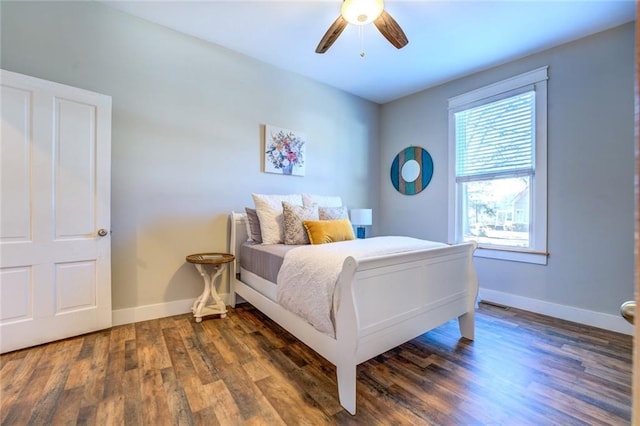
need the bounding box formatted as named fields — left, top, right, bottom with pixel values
left=264, top=125, right=306, bottom=176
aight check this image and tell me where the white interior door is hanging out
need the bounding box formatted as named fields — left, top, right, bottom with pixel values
left=0, top=69, right=112, bottom=353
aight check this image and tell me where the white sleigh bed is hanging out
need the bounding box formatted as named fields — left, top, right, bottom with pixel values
left=228, top=212, right=478, bottom=415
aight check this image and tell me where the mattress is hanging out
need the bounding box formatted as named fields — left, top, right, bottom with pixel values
left=239, top=242, right=301, bottom=283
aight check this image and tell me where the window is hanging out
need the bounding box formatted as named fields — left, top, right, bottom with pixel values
left=448, top=67, right=548, bottom=264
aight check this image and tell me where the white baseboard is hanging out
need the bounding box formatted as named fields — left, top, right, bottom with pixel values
left=112, top=293, right=233, bottom=326
left=113, top=290, right=634, bottom=336
left=478, top=288, right=634, bottom=336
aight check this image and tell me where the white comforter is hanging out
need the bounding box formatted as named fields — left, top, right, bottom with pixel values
left=276, top=236, right=446, bottom=337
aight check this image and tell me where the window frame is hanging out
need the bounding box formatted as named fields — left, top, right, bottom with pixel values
left=448, top=67, right=548, bottom=265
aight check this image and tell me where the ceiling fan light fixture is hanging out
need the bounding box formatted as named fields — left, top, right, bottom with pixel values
left=341, top=0, right=384, bottom=25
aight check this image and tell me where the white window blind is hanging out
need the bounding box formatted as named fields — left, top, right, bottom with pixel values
left=455, top=91, right=535, bottom=182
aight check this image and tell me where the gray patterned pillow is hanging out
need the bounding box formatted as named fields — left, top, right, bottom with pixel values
left=319, top=205, right=348, bottom=220
left=282, top=202, right=319, bottom=245
left=245, top=207, right=262, bottom=243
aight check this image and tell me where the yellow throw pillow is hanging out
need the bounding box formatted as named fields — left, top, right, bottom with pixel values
left=303, top=219, right=355, bottom=245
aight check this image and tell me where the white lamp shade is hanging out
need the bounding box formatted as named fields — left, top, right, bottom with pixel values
left=341, top=0, right=384, bottom=25
left=350, top=209, right=372, bottom=226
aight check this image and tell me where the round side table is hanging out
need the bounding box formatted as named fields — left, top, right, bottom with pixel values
left=186, top=253, right=235, bottom=322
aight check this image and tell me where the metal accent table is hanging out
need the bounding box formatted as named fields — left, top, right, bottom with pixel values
left=186, top=253, right=235, bottom=322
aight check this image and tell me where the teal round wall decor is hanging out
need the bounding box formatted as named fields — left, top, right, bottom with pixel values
left=390, top=146, right=433, bottom=195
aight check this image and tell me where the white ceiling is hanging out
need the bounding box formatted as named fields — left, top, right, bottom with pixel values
left=104, top=0, right=636, bottom=104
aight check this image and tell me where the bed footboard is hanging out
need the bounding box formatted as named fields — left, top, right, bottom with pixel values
left=334, top=242, right=478, bottom=414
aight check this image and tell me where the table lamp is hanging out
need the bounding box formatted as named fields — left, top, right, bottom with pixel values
left=350, top=208, right=372, bottom=239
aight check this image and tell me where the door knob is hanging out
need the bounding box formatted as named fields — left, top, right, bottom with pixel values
left=97, top=229, right=108, bottom=237
left=620, top=301, right=635, bottom=325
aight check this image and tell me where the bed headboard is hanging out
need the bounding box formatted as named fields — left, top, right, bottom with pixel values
left=229, top=211, right=248, bottom=273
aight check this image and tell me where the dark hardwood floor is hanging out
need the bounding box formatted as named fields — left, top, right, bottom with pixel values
left=0, top=302, right=632, bottom=425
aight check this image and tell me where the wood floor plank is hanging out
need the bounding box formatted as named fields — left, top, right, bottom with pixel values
left=218, top=360, right=269, bottom=420
left=50, top=386, right=86, bottom=425
left=240, top=358, right=271, bottom=382
left=175, top=317, right=217, bottom=384
left=26, top=339, right=82, bottom=425
left=75, top=404, right=97, bottom=426
left=109, top=323, right=135, bottom=351
left=181, top=376, right=216, bottom=413
left=208, top=378, right=243, bottom=425
left=389, top=353, right=508, bottom=424
left=301, top=361, right=345, bottom=416
left=95, top=395, right=125, bottom=425
left=0, top=345, right=46, bottom=423
left=103, top=348, right=126, bottom=398
left=160, top=367, right=196, bottom=426
left=135, top=320, right=173, bottom=372
left=163, top=325, right=197, bottom=381
left=139, top=368, right=172, bottom=424
left=254, top=375, right=332, bottom=425
left=241, top=387, right=288, bottom=426
left=529, top=379, right=630, bottom=425
left=0, top=302, right=632, bottom=424
left=124, top=339, right=138, bottom=372
left=79, top=330, right=110, bottom=408
left=222, top=365, right=282, bottom=425
left=420, top=326, right=588, bottom=425
left=187, top=319, right=225, bottom=379
left=122, top=367, right=143, bottom=425
left=266, top=346, right=343, bottom=417
left=159, top=315, right=178, bottom=330
left=191, top=406, right=222, bottom=426
left=64, top=357, right=92, bottom=391
left=1, top=342, right=60, bottom=425
left=76, top=333, right=97, bottom=360
left=207, top=327, right=241, bottom=365
left=356, top=367, right=436, bottom=425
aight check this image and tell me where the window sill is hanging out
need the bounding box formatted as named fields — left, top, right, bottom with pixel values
left=473, top=247, right=548, bottom=265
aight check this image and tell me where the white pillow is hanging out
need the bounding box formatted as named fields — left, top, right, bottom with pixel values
left=302, top=193, right=342, bottom=207
left=252, top=193, right=303, bottom=244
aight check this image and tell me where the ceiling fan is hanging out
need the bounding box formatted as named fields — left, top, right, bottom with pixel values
left=315, top=0, right=409, bottom=54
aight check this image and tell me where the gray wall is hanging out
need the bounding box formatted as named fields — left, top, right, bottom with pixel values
left=1, top=1, right=634, bottom=321
left=379, top=23, right=635, bottom=317
left=1, top=1, right=381, bottom=310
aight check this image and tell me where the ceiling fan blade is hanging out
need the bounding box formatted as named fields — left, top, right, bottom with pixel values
left=373, top=10, right=408, bottom=49
left=316, top=15, right=348, bottom=54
